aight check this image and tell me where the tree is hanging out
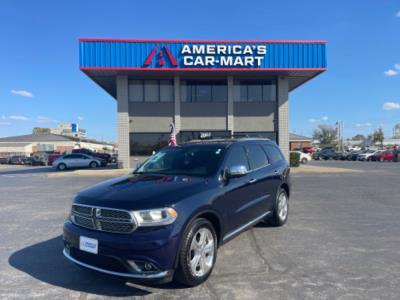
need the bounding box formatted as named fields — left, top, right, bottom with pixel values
left=372, top=128, right=384, bottom=147
left=312, top=125, right=338, bottom=147
left=32, top=127, right=51, bottom=134
left=352, top=134, right=365, bottom=141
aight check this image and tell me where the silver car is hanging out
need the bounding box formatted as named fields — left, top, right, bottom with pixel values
left=52, top=154, right=103, bottom=171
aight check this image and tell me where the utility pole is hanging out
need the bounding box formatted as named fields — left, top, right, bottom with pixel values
left=336, top=121, right=344, bottom=152
left=341, top=121, right=344, bottom=152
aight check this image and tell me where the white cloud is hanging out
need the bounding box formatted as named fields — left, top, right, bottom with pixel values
left=36, top=116, right=57, bottom=124
left=308, top=116, right=329, bottom=123
left=77, top=116, right=84, bottom=121
left=9, top=115, right=29, bottom=121
left=384, top=69, right=398, bottom=76
left=10, top=89, right=34, bottom=98
left=355, top=122, right=372, bottom=128
left=383, top=102, right=400, bottom=110
left=0, top=121, right=11, bottom=126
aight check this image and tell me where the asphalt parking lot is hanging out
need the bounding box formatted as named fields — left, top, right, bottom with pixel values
left=1, top=161, right=400, bottom=299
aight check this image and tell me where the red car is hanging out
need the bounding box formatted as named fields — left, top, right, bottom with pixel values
left=47, top=154, right=62, bottom=166
left=372, top=150, right=394, bottom=162
left=302, top=146, right=314, bottom=154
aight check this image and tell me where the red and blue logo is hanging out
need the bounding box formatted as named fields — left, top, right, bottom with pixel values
left=144, top=45, right=177, bottom=67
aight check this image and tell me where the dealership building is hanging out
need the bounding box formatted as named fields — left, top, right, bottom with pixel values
left=79, top=38, right=327, bottom=168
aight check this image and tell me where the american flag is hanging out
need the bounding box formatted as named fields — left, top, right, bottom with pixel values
left=168, top=123, right=177, bottom=146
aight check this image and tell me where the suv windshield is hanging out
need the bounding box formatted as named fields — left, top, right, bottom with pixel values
left=134, top=145, right=226, bottom=177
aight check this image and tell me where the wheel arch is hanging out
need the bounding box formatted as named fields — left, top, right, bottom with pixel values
left=173, top=208, right=223, bottom=269
left=280, top=182, right=290, bottom=198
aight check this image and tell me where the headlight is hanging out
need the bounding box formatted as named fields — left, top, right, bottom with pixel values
left=132, top=208, right=178, bottom=227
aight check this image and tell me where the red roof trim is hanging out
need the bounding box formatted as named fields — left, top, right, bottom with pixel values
left=79, top=38, right=327, bottom=44
left=80, top=67, right=327, bottom=72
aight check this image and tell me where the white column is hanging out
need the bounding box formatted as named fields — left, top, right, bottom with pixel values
left=277, top=76, right=289, bottom=160
left=174, top=74, right=181, bottom=133
left=227, top=75, right=234, bottom=134
left=116, top=75, right=130, bottom=168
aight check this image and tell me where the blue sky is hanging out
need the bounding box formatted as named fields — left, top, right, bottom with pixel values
left=1, top=0, right=399, bottom=141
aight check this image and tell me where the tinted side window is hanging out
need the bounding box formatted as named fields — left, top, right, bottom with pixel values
left=246, top=145, right=268, bottom=170
left=224, top=146, right=249, bottom=170
left=63, top=155, right=72, bottom=159
left=263, top=145, right=284, bottom=163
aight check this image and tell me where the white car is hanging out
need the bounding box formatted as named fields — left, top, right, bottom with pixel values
left=52, top=154, right=103, bottom=171
left=358, top=149, right=382, bottom=161
left=291, top=151, right=312, bottom=164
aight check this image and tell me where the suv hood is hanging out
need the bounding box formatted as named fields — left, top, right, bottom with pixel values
left=74, top=173, right=209, bottom=210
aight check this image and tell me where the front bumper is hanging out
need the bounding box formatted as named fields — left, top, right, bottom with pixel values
left=63, top=220, right=179, bottom=282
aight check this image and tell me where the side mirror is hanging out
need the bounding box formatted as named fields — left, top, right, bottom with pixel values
left=226, top=165, right=248, bottom=178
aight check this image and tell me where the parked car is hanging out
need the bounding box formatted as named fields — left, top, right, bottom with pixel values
left=291, top=151, right=311, bottom=164
left=72, top=148, right=111, bottom=164
left=8, top=155, right=30, bottom=165
left=358, top=150, right=382, bottom=161
left=346, top=150, right=364, bottom=161
left=371, top=150, right=394, bottom=162
left=63, top=138, right=290, bottom=286
left=302, top=146, right=314, bottom=154
left=312, top=148, right=339, bottom=160
left=53, top=154, right=105, bottom=171
left=0, top=157, right=9, bottom=164
left=47, top=154, right=62, bottom=166
left=110, top=154, right=118, bottom=164
left=348, top=146, right=362, bottom=152
left=31, top=151, right=61, bottom=166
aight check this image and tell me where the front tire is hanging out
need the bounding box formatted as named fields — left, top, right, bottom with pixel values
left=89, top=161, right=98, bottom=168
left=175, top=218, right=217, bottom=286
left=269, top=188, right=289, bottom=226
left=57, top=163, right=67, bottom=171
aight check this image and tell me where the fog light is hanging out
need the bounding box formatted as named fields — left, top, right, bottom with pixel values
left=127, top=260, right=159, bottom=273
left=144, top=262, right=153, bottom=271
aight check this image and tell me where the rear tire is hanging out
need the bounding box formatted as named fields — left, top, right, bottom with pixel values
left=301, top=158, right=308, bottom=164
left=175, top=218, right=217, bottom=286
left=57, top=163, right=67, bottom=171
left=268, top=188, right=289, bottom=227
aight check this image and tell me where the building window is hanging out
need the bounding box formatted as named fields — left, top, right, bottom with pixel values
left=144, top=80, right=159, bottom=102
left=129, top=80, right=174, bottom=102
left=130, top=133, right=169, bottom=156
left=129, top=80, right=143, bottom=102
left=182, top=81, right=227, bottom=102
left=160, top=80, right=174, bottom=102
left=235, top=81, right=276, bottom=102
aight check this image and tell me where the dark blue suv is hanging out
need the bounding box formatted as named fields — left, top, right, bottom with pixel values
left=63, top=138, right=290, bottom=286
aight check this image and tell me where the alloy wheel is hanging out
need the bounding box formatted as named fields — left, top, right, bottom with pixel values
left=188, top=227, right=215, bottom=277
left=277, top=192, right=288, bottom=221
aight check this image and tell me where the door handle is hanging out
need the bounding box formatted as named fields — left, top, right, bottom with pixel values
left=248, top=178, right=257, bottom=184
left=274, top=170, right=279, bottom=174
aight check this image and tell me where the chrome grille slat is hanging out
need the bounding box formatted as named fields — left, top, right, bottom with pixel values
left=71, top=204, right=137, bottom=234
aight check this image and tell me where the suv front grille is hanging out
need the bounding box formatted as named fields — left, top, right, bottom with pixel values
left=71, top=204, right=137, bottom=234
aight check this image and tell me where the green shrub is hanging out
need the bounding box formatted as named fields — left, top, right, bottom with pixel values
left=290, top=152, right=300, bottom=167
